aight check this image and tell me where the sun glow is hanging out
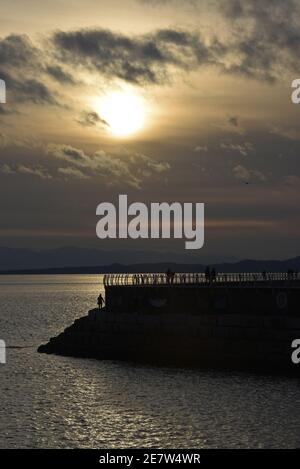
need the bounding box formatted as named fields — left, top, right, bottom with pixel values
left=96, top=89, right=146, bottom=137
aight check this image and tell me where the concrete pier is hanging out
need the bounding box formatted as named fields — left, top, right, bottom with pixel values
left=38, top=272, right=300, bottom=373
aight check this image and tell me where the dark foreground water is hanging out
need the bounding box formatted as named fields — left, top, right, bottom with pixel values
left=0, top=274, right=300, bottom=448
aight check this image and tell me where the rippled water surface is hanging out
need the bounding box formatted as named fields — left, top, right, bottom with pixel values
left=0, top=274, right=300, bottom=448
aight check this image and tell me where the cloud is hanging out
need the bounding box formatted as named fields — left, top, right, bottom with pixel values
left=53, top=21, right=297, bottom=86
left=0, top=2, right=299, bottom=116
left=0, top=132, right=7, bottom=146
left=0, top=142, right=149, bottom=182
left=52, top=27, right=215, bottom=85
left=0, top=106, right=14, bottom=116
left=48, top=144, right=87, bottom=163
left=194, top=145, right=208, bottom=152
left=0, top=68, right=57, bottom=107
left=284, top=175, right=300, bottom=186
left=233, top=164, right=266, bottom=182
left=58, top=166, right=88, bottom=179
left=228, top=116, right=239, bottom=128
left=214, top=117, right=245, bottom=135
left=221, top=141, right=254, bottom=156
left=47, top=143, right=170, bottom=188
left=0, top=0, right=299, bottom=150
left=46, top=65, right=76, bottom=84
left=0, top=34, right=58, bottom=105
left=0, top=163, right=52, bottom=179
left=139, top=0, right=300, bottom=82
left=77, top=110, right=109, bottom=127
left=1, top=163, right=15, bottom=175
left=0, top=34, right=60, bottom=106
left=17, top=165, right=52, bottom=179
left=0, top=34, right=38, bottom=68
left=270, top=126, right=300, bottom=141
left=13, top=78, right=57, bottom=105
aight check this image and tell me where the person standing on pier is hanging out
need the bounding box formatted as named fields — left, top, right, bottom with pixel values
left=97, top=294, right=105, bottom=309
left=205, top=266, right=210, bottom=282
left=166, top=268, right=173, bottom=284
left=211, top=268, right=217, bottom=282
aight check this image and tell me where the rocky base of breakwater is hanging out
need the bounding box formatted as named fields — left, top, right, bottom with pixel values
left=38, top=310, right=106, bottom=358
left=37, top=308, right=299, bottom=374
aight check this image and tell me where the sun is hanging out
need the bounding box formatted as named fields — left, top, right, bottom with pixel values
left=95, top=89, right=145, bottom=137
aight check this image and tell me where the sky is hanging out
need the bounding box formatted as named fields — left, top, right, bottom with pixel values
left=0, top=0, right=300, bottom=261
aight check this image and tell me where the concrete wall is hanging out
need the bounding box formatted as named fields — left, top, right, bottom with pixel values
left=105, top=284, right=300, bottom=316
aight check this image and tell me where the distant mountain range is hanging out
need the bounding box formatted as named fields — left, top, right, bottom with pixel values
left=0, top=246, right=299, bottom=274
left=0, top=246, right=235, bottom=271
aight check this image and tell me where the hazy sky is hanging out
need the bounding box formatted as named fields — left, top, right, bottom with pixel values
left=0, top=0, right=300, bottom=260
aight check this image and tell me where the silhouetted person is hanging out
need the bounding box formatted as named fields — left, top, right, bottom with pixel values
left=166, top=268, right=172, bottom=284
left=97, top=294, right=104, bottom=309
left=262, top=270, right=267, bottom=280
left=287, top=269, right=294, bottom=280
left=211, top=268, right=216, bottom=282
left=205, top=266, right=210, bottom=282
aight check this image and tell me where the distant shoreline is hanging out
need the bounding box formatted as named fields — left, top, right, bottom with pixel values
left=0, top=257, right=299, bottom=275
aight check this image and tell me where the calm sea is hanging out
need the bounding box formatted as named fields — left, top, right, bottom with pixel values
left=0, top=274, right=299, bottom=448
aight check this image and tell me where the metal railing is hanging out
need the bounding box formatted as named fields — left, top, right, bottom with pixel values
left=103, top=272, right=300, bottom=287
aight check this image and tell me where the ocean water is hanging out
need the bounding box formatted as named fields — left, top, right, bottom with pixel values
left=0, top=274, right=300, bottom=449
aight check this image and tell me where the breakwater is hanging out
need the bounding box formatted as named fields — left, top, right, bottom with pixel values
left=38, top=273, right=300, bottom=372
